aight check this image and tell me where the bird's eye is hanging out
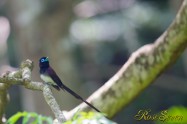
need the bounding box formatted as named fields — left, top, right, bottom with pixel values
left=41, top=59, right=45, bottom=62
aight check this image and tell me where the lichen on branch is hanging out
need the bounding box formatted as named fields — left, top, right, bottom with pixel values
left=0, top=60, right=66, bottom=123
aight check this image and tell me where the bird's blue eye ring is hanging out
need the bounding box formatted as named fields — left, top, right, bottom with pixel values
left=41, top=59, right=45, bottom=62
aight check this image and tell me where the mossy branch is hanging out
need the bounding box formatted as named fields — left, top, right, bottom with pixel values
left=67, top=0, right=187, bottom=119
left=0, top=60, right=65, bottom=123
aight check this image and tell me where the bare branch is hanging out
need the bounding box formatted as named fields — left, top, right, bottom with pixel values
left=68, top=0, right=187, bottom=119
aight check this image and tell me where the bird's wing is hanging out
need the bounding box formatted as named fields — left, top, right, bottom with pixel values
left=47, top=67, right=81, bottom=98
left=47, top=67, right=64, bottom=88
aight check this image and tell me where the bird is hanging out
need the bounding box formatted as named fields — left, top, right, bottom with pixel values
left=39, top=57, right=100, bottom=112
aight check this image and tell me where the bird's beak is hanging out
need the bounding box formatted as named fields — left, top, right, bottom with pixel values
left=46, top=57, right=49, bottom=61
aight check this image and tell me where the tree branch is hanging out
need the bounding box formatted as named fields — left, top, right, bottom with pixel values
left=0, top=83, right=9, bottom=124
left=1, top=0, right=187, bottom=123
left=0, top=60, right=66, bottom=123
left=67, top=0, right=187, bottom=119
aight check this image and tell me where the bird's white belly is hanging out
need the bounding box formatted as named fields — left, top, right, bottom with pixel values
left=40, top=74, right=56, bottom=85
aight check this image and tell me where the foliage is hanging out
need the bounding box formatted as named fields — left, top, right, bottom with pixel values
left=7, top=111, right=117, bottom=124
left=7, top=111, right=53, bottom=124
left=155, top=106, right=187, bottom=124
left=64, top=111, right=117, bottom=124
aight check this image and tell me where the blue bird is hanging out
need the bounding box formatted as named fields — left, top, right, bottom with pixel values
left=39, top=57, right=100, bottom=112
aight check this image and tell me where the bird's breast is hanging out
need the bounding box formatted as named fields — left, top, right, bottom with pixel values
left=40, top=74, right=56, bottom=85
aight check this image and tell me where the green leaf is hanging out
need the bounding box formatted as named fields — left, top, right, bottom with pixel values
left=7, top=112, right=24, bottom=124
left=37, top=115, right=42, bottom=124
left=22, top=113, right=31, bottom=124
left=45, top=117, right=53, bottom=124
left=155, top=106, right=187, bottom=124
left=7, top=111, right=53, bottom=124
left=64, top=111, right=117, bottom=124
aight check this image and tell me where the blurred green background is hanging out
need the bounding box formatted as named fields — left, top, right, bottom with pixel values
left=0, top=0, right=186, bottom=123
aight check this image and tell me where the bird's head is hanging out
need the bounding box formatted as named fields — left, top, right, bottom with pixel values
left=39, top=57, right=49, bottom=68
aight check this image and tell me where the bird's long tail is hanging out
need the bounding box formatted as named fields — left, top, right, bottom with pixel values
left=60, top=85, right=100, bottom=112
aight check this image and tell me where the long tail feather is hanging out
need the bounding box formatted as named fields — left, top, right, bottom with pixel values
left=60, top=85, right=100, bottom=112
